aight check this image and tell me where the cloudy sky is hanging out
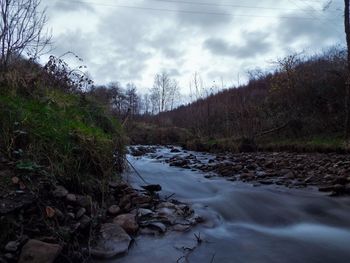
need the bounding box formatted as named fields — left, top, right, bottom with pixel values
left=41, top=0, right=344, bottom=94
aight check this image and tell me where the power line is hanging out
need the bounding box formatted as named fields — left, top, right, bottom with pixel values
left=57, top=0, right=339, bottom=20
left=139, top=0, right=340, bottom=12
left=288, top=0, right=343, bottom=36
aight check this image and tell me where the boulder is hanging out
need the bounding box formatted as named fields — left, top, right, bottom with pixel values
left=18, top=239, right=62, bottom=263
left=91, top=223, right=131, bottom=259
left=113, top=214, right=139, bottom=234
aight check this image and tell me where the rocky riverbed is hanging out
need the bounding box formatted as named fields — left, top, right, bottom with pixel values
left=129, top=145, right=350, bottom=196
left=0, top=152, right=198, bottom=263
left=114, top=146, right=350, bottom=263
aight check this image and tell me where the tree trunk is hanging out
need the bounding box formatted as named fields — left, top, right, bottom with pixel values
left=344, top=0, right=350, bottom=139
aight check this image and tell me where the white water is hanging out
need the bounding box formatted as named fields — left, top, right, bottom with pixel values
left=111, top=147, right=350, bottom=263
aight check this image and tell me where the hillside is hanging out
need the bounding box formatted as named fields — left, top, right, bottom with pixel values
left=132, top=48, right=349, bottom=153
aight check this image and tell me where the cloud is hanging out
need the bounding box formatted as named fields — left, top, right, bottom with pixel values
left=51, top=0, right=94, bottom=13
left=275, top=10, right=343, bottom=47
left=175, top=4, right=232, bottom=28
left=203, top=31, right=272, bottom=59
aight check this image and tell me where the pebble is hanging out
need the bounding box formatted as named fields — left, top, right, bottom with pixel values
left=76, top=208, right=86, bottom=219
left=108, top=205, right=121, bottom=215
left=66, top=194, right=77, bottom=203
left=53, top=186, right=68, bottom=198
left=5, top=241, right=18, bottom=252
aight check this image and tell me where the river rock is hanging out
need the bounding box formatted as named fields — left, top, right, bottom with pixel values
left=66, top=194, right=77, bottom=203
left=53, top=186, right=68, bottom=198
left=79, top=215, right=91, bottom=229
left=76, top=195, right=91, bottom=208
left=132, top=195, right=152, bottom=205
left=18, top=239, right=62, bottom=263
left=91, top=223, right=131, bottom=259
left=108, top=205, right=121, bottom=215
left=76, top=208, right=86, bottom=219
left=137, top=208, right=153, bottom=218
left=147, top=222, right=166, bottom=233
left=5, top=241, right=19, bottom=252
left=113, top=214, right=139, bottom=234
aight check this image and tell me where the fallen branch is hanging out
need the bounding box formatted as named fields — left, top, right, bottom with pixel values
left=126, top=158, right=148, bottom=184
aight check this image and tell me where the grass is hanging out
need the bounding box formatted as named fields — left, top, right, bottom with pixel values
left=181, top=134, right=349, bottom=153
left=258, top=134, right=348, bottom=153
left=0, top=87, right=125, bottom=194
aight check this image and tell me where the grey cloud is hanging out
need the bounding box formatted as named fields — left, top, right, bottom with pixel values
left=168, top=68, right=181, bottom=77
left=176, top=11, right=231, bottom=28
left=147, top=28, right=186, bottom=59
left=203, top=31, right=272, bottom=59
left=52, top=1, right=94, bottom=13
left=90, top=10, right=156, bottom=83
left=51, top=30, right=92, bottom=59
left=276, top=10, right=342, bottom=46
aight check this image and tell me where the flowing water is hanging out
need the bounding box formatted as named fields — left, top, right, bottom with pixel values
left=112, top=147, right=350, bottom=263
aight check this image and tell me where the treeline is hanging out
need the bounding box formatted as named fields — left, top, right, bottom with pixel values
left=88, top=71, right=181, bottom=122
left=138, top=47, right=347, bottom=150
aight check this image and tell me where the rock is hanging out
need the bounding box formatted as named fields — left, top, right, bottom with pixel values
left=265, top=161, right=274, bottom=168
left=132, top=195, right=152, bottom=205
left=5, top=241, right=18, bottom=252
left=79, top=215, right=91, bottom=229
left=66, top=194, right=77, bottom=203
left=76, top=195, right=91, bottom=208
left=119, top=195, right=131, bottom=208
left=53, top=186, right=68, bottom=198
left=45, top=206, right=56, bottom=218
left=67, top=212, right=75, bottom=219
left=91, top=223, right=131, bottom=259
left=12, top=176, right=20, bottom=185
left=113, top=214, right=139, bottom=234
left=173, top=224, right=191, bottom=232
left=108, top=205, right=121, bottom=215
left=76, top=208, right=86, bottom=219
left=54, top=208, right=64, bottom=220
left=333, top=177, right=348, bottom=185
left=146, top=222, right=166, bottom=233
left=137, top=208, right=153, bottom=218
left=18, top=239, right=62, bottom=263
left=256, top=171, right=267, bottom=177
left=141, top=184, right=162, bottom=193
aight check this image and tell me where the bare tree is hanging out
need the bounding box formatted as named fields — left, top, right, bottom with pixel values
left=0, top=0, right=51, bottom=70
left=150, top=72, right=179, bottom=113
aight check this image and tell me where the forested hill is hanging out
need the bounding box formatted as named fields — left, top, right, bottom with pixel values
left=133, top=48, right=348, bottom=152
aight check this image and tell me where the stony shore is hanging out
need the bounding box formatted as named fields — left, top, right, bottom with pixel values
left=0, top=153, right=200, bottom=263
left=130, top=145, right=350, bottom=196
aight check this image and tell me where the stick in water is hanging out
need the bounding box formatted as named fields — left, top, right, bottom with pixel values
left=126, top=158, right=148, bottom=184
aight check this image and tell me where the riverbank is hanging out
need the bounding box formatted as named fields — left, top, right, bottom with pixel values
left=0, top=155, right=199, bottom=262
left=130, top=145, right=350, bottom=196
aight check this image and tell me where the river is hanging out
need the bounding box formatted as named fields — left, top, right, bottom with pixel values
left=111, top=146, right=350, bottom=263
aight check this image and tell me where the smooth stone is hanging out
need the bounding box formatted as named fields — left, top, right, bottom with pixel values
left=66, top=194, right=77, bottom=203
left=108, top=205, right=121, bottom=215
left=53, top=186, right=68, bottom=198
left=113, top=214, right=139, bottom=234
left=18, top=239, right=62, bottom=263
left=5, top=241, right=18, bottom=252
left=90, top=223, right=131, bottom=259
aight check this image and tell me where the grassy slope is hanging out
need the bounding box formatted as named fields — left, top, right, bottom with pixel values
left=0, top=87, right=125, bottom=193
